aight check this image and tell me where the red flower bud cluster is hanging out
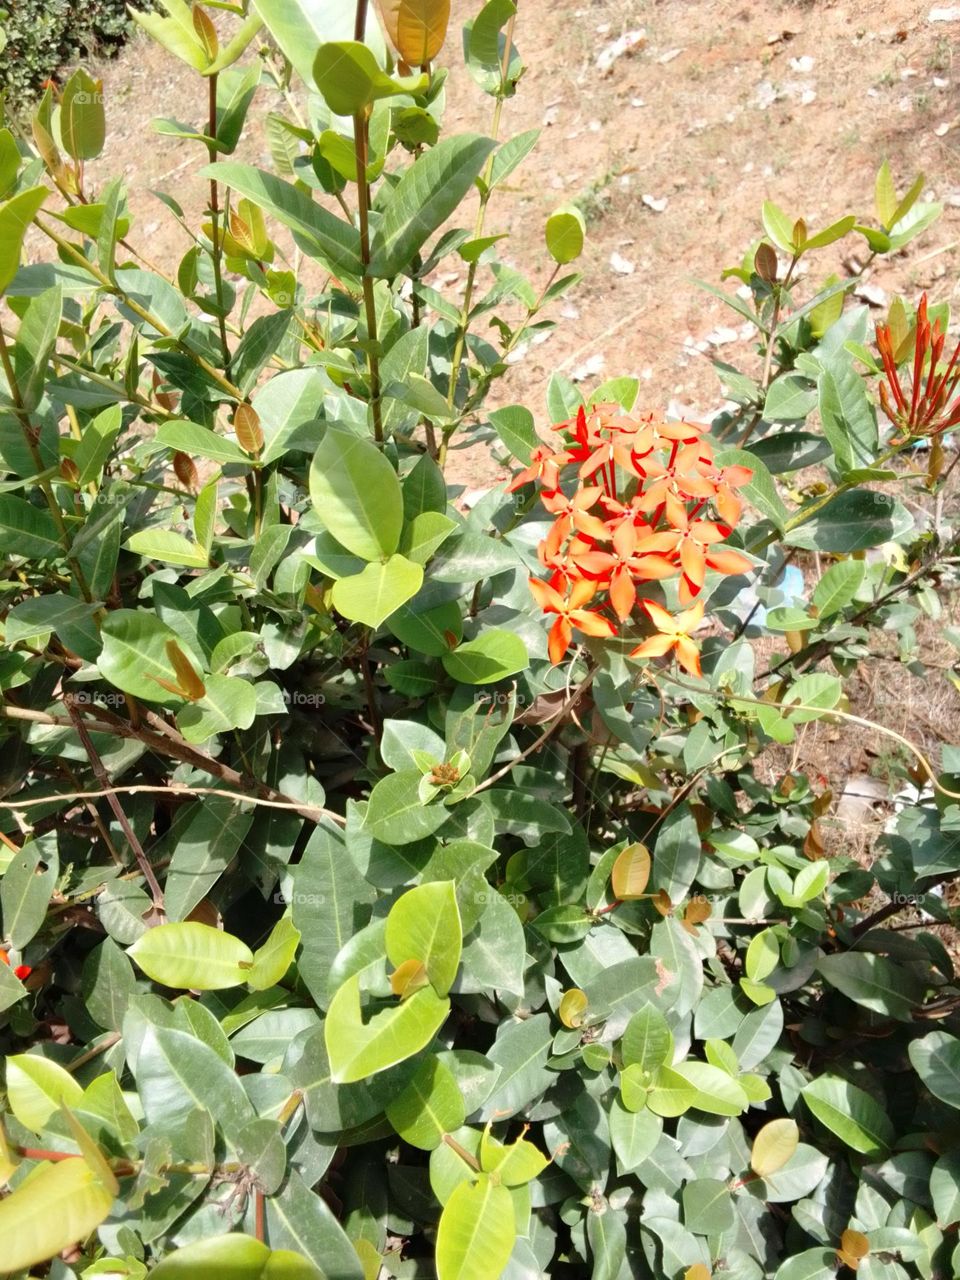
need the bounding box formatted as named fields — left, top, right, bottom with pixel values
left=876, top=293, right=960, bottom=439
left=510, top=405, right=753, bottom=672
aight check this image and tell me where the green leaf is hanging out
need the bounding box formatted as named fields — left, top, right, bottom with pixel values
left=785, top=489, right=909, bottom=553
left=683, top=1178, right=735, bottom=1235
left=131, top=0, right=208, bottom=69
left=802, top=215, right=856, bottom=250
left=5, top=1053, right=84, bottom=1131
left=133, top=1023, right=256, bottom=1138
left=176, top=673, right=258, bottom=744
left=479, top=1014, right=553, bottom=1119
left=312, top=41, right=426, bottom=116
left=385, top=881, right=462, bottom=996
left=386, top=1055, right=466, bottom=1150
left=324, top=972, right=450, bottom=1083
left=265, top=1168, right=364, bottom=1280
left=608, top=1097, right=661, bottom=1170
left=801, top=1074, right=894, bottom=1155
left=0, top=187, right=48, bottom=295
left=364, top=770, right=454, bottom=845
left=60, top=69, right=105, bottom=161
left=0, top=1155, right=114, bottom=1274
left=0, top=494, right=62, bottom=560
left=816, top=952, right=921, bottom=1022
left=817, top=356, right=878, bottom=474
left=309, top=426, right=403, bottom=561
left=908, top=1032, right=960, bottom=1110
left=293, top=826, right=376, bottom=1010
left=126, top=528, right=209, bottom=568
left=436, top=1175, right=516, bottom=1280
left=248, top=916, right=301, bottom=991
left=331, top=555, right=424, bottom=628
left=545, top=204, right=585, bottom=264
left=155, top=418, right=249, bottom=465
left=763, top=371, right=817, bottom=422
left=466, top=0, right=520, bottom=93
left=150, top=1235, right=324, bottom=1280
left=441, top=630, right=529, bottom=684
left=488, top=404, right=539, bottom=463
left=128, top=922, right=254, bottom=990
left=204, top=163, right=362, bottom=280
left=369, top=134, right=496, bottom=278
left=252, top=0, right=387, bottom=91
left=1, top=838, right=58, bottom=948
left=811, top=558, right=865, bottom=619
left=875, top=160, right=898, bottom=227
left=653, top=801, right=701, bottom=901
left=13, top=284, right=62, bottom=413
left=97, top=609, right=187, bottom=702
left=0, top=961, right=27, bottom=1014
left=621, top=1004, right=674, bottom=1074
left=772, top=1251, right=838, bottom=1280
left=400, top=512, right=457, bottom=566
left=761, top=200, right=796, bottom=254
left=669, top=1060, right=750, bottom=1116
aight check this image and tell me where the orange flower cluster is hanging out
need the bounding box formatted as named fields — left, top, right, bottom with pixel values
left=876, top=293, right=960, bottom=439
left=511, top=405, right=753, bottom=674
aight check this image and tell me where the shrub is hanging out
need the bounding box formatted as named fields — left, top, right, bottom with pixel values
left=0, top=0, right=143, bottom=109
left=0, top=2, right=959, bottom=1278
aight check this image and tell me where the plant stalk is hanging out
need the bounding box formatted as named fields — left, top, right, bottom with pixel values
left=0, top=322, right=92, bottom=601
left=206, top=73, right=231, bottom=372
left=353, top=108, right=384, bottom=445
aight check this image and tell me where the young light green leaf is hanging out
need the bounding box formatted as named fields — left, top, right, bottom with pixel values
left=128, top=922, right=254, bottom=990
left=385, top=881, right=463, bottom=996
left=324, top=972, right=450, bottom=1083
left=5, top=1053, right=84, bottom=1132
left=386, top=1055, right=465, bottom=1150
left=0, top=1156, right=114, bottom=1274
left=436, top=1175, right=516, bottom=1280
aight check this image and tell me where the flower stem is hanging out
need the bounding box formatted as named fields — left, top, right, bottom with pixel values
left=353, top=107, right=384, bottom=445
left=206, top=72, right=232, bottom=373
left=0, top=322, right=92, bottom=601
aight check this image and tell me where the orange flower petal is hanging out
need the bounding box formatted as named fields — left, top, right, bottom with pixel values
left=675, top=634, right=703, bottom=678
left=630, top=633, right=676, bottom=660
left=640, top=599, right=678, bottom=635
left=548, top=616, right=572, bottom=664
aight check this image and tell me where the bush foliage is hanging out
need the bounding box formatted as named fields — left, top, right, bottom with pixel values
left=0, top=2, right=959, bottom=1278
left=0, top=1, right=141, bottom=109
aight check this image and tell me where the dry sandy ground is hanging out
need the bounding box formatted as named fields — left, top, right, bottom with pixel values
left=80, top=0, right=960, bottom=475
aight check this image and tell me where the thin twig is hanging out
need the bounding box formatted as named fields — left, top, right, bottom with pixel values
left=64, top=695, right=166, bottom=910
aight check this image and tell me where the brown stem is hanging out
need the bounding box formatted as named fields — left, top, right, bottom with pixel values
left=207, top=73, right=231, bottom=372
left=442, top=1133, right=481, bottom=1171
left=359, top=634, right=381, bottom=742
left=353, top=109, right=383, bottom=445
left=1, top=703, right=342, bottom=826
left=65, top=695, right=165, bottom=912
left=66, top=1032, right=121, bottom=1073
left=0, top=323, right=92, bottom=600
left=848, top=872, right=955, bottom=941
left=739, top=255, right=799, bottom=448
